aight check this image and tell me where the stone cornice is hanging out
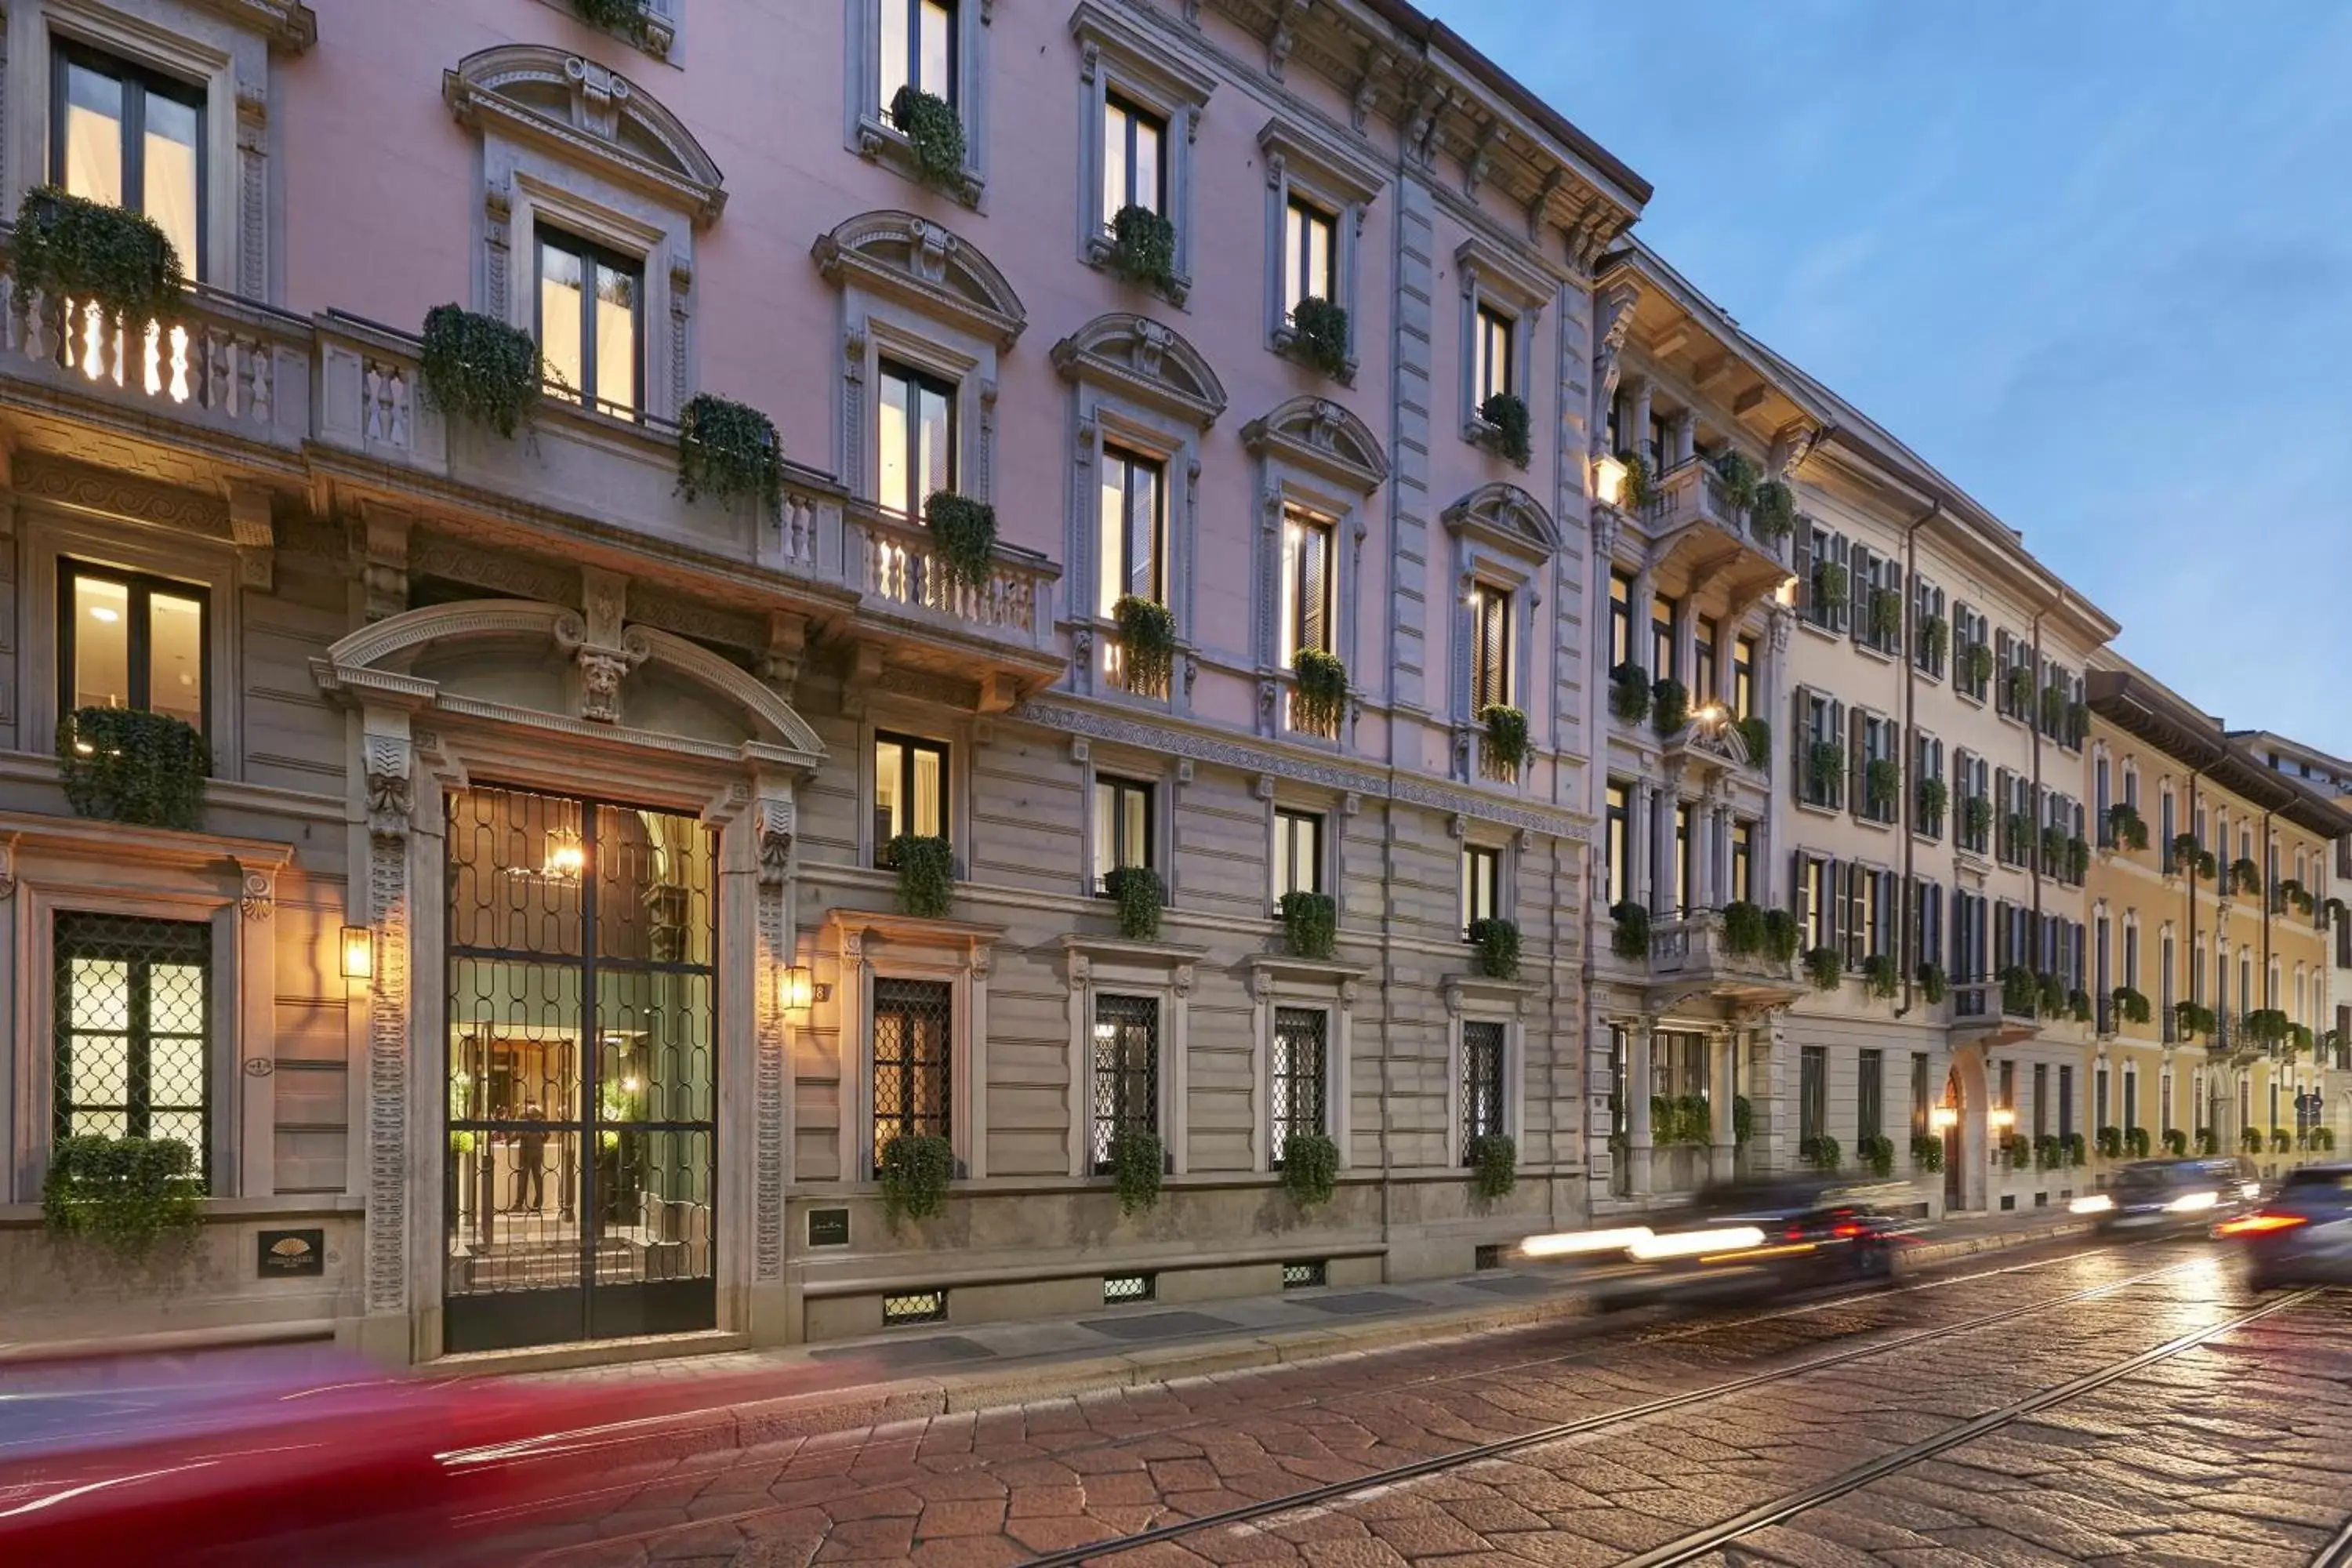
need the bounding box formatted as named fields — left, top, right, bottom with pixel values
left=190, top=0, right=318, bottom=51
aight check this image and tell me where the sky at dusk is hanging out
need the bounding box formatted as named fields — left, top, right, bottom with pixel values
left=1428, top=0, right=2352, bottom=758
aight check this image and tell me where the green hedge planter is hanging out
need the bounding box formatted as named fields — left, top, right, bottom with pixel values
left=1112, top=594, right=1177, bottom=695
left=58, top=707, right=209, bottom=831
left=890, top=85, right=967, bottom=189
left=887, top=833, right=954, bottom=920
left=877, top=1132, right=955, bottom=1225
left=1110, top=1127, right=1163, bottom=1215
left=1292, top=648, right=1349, bottom=736
left=44, top=1134, right=201, bottom=1261
left=1610, top=901, right=1650, bottom=961
left=1278, top=890, right=1336, bottom=960
left=1469, top=917, right=1521, bottom=980
left=419, top=303, right=541, bottom=438
left=1279, top=1132, right=1339, bottom=1208
left=1480, top=703, right=1531, bottom=769
left=677, top=394, right=783, bottom=517
left=13, top=186, right=183, bottom=323
left=1287, top=296, right=1351, bottom=378
left=1105, top=203, right=1177, bottom=290
left=1468, top=1133, right=1516, bottom=1200
left=1104, top=866, right=1165, bottom=942
left=1477, top=392, right=1531, bottom=464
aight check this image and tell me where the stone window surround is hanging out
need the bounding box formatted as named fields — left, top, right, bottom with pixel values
left=1254, top=466, right=1368, bottom=745
left=24, top=507, right=245, bottom=775
left=1070, top=737, right=1181, bottom=905
left=1443, top=974, right=1530, bottom=1167
left=1258, top=118, right=1383, bottom=379
left=1063, top=372, right=1201, bottom=713
left=1059, top=934, right=1199, bottom=1180
left=851, top=706, right=971, bottom=873
left=1446, top=508, right=1548, bottom=747
left=1455, top=819, right=1520, bottom=934
left=1453, top=234, right=1555, bottom=453
left=3, top=822, right=288, bottom=1205
left=1245, top=955, right=1359, bottom=1174
left=1258, top=776, right=1355, bottom=919
left=9, top=0, right=285, bottom=301
left=842, top=0, right=990, bottom=209
left=1069, top=0, right=1212, bottom=304
left=826, top=909, right=998, bottom=1185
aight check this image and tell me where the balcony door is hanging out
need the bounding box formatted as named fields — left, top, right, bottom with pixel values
left=442, top=785, right=718, bottom=1353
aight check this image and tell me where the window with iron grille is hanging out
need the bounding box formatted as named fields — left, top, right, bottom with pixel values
left=1270, top=1007, right=1328, bottom=1167
left=1091, top=993, right=1160, bottom=1171
left=1282, top=1260, right=1326, bottom=1289
left=54, top=913, right=212, bottom=1180
left=1461, top=1020, right=1505, bottom=1156
left=882, top=1288, right=948, bottom=1326
left=872, top=978, right=951, bottom=1171
left=1102, top=1272, right=1153, bottom=1304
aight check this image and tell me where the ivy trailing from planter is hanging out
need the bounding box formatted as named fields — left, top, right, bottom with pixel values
left=1650, top=677, right=1689, bottom=737
left=1287, top=296, right=1351, bottom=378
left=2230, top=857, right=2263, bottom=898
left=1112, top=594, right=1177, bottom=695
left=877, top=1132, right=955, bottom=1226
left=1917, top=963, right=1948, bottom=1004
left=1617, top=451, right=1659, bottom=511
left=2065, top=837, right=2090, bottom=884
left=1610, top=900, right=1650, bottom=961
left=2111, top=985, right=2151, bottom=1025
left=1749, top=477, right=1795, bottom=543
left=1278, top=890, right=1337, bottom=960
left=1857, top=1134, right=1895, bottom=1178
left=1721, top=900, right=1766, bottom=957
left=2067, top=989, right=2091, bottom=1023
left=571, top=0, right=655, bottom=39
left=2174, top=1000, right=2216, bottom=1040
left=1999, top=966, right=2038, bottom=1017
left=2272, top=1127, right=2293, bottom=1154
left=1806, top=740, right=1844, bottom=803
left=676, top=394, right=785, bottom=518
left=2124, top=1127, right=2151, bottom=1159
left=2162, top=1128, right=2187, bottom=1156
left=923, top=491, right=1000, bottom=594
left=1917, top=775, right=1948, bottom=833
left=2040, top=824, right=2068, bottom=873
left=1910, top=1133, right=1944, bottom=1173
left=887, top=833, right=955, bottom=919
left=12, top=186, right=184, bottom=323
left=1865, top=757, right=1900, bottom=818
left=1804, top=946, right=1842, bottom=991
left=1279, top=1132, right=1340, bottom=1207
left=1109, top=1127, right=1164, bottom=1215
left=1922, top=615, right=1950, bottom=668
left=890, top=85, right=967, bottom=190
left=1466, top=1133, right=1518, bottom=1200
left=1862, top=953, right=1898, bottom=1000
left=1868, top=587, right=1903, bottom=647
left=1607, top=663, right=1651, bottom=725
left=1477, top=392, right=1532, bottom=464
left=43, top=1134, right=202, bottom=1261
left=2107, top=803, right=2149, bottom=851
left=1798, top=1134, right=1842, bottom=1172
left=1481, top=703, right=1532, bottom=770
left=1734, top=1095, right=1755, bottom=1147
left=1292, top=648, right=1350, bottom=737
left=2245, top=1008, right=2292, bottom=1049
left=1711, top=448, right=1762, bottom=511
left=58, top=708, right=209, bottom=831
left=419, top=303, right=542, bottom=438
left=2036, top=971, right=2067, bottom=1017
left=2004, top=666, right=2036, bottom=715
left=1762, top=909, right=1800, bottom=964
left=1961, top=642, right=1994, bottom=691
left=1816, top=560, right=1849, bottom=614
left=1104, top=866, right=1165, bottom=942
left=1105, top=203, right=1177, bottom=290
left=2039, top=683, right=2067, bottom=735
left=2171, top=833, right=2216, bottom=880
left=1962, top=796, right=1994, bottom=844
left=2194, top=1128, right=2218, bottom=1156
left=1470, top=916, right=1522, bottom=980
left=2034, top=1134, right=2061, bottom=1171
left=1734, top=715, right=1771, bottom=771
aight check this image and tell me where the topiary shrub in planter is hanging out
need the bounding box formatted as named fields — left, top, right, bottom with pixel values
left=2241, top=1127, right=2265, bottom=1156
left=1918, top=963, right=1948, bottom=1004
left=2096, top=1125, right=2122, bottom=1160
left=1865, top=757, right=1900, bottom=818
left=1651, top=677, right=1689, bottom=737
left=1279, top=1131, right=1340, bottom=1207
left=1805, top=946, right=1842, bottom=991
left=1762, top=909, right=1800, bottom=964
left=1112, top=594, right=1177, bottom=695
left=1477, top=392, right=1531, bottom=464
left=1722, top=900, right=1766, bottom=957
left=2112, top=985, right=2151, bottom=1025
left=1278, top=890, right=1336, bottom=960
left=2161, top=1128, right=2187, bottom=1156
left=1711, top=448, right=1762, bottom=510
left=2034, top=1134, right=2061, bottom=1171
left=1858, top=1134, right=1895, bottom=1178
left=2067, top=989, right=2091, bottom=1024
left=1910, top=1133, right=1945, bottom=1173
left=1480, top=703, right=1531, bottom=770
left=1109, top=1127, right=1164, bottom=1215
left=1869, top=587, right=1903, bottom=647
left=1922, top=615, right=1950, bottom=668
left=887, top=833, right=954, bottom=919
left=571, top=0, right=654, bottom=38
left=1649, top=1094, right=1679, bottom=1145
left=2107, top=803, right=2149, bottom=851
left=2312, top=1127, right=2338, bottom=1152
left=2063, top=1131, right=2085, bottom=1167
left=2036, top=971, right=2066, bottom=1017
left=1917, top=776, right=1948, bottom=833
left=1291, top=648, right=1350, bottom=736
left=1961, top=642, right=1994, bottom=691
left=1817, top=560, right=1849, bottom=614
left=1734, top=1095, right=1754, bottom=1147
left=2124, top=1127, right=2151, bottom=1159
left=1286, top=296, right=1351, bottom=378
left=1104, top=866, right=1164, bottom=942
left=1798, top=1134, right=1842, bottom=1171
left=1806, top=740, right=1844, bottom=803
left=2195, top=1128, right=2218, bottom=1156
left=890, top=85, right=967, bottom=190
left=924, top=491, right=998, bottom=594
left=677, top=394, right=784, bottom=517
left=1610, top=900, right=1650, bottom=961
left=1735, top=714, right=1772, bottom=771
left=2271, top=1127, right=2293, bottom=1154
left=14, top=185, right=185, bottom=325
left=1469, top=916, right=1522, bottom=980
left=1105, top=203, right=1178, bottom=290
left=1608, top=663, right=1651, bottom=725
left=1617, top=451, right=1659, bottom=510
left=1749, top=477, right=1795, bottom=543
left=1468, top=1133, right=1516, bottom=1200
left=43, top=1134, right=201, bottom=1262
left=877, top=1132, right=955, bottom=1226
left=2230, top=857, right=2263, bottom=898
left=59, top=707, right=209, bottom=831
left=1862, top=954, right=1898, bottom=1000
left=2000, top=966, right=2038, bottom=1017
left=419, top=303, right=542, bottom=438
left=2002, top=1134, right=2032, bottom=1171
left=1963, top=796, right=1994, bottom=845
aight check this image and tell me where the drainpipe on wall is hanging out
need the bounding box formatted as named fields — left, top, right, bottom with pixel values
left=1893, top=501, right=1940, bottom=1020
left=2262, top=810, right=2276, bottom=1012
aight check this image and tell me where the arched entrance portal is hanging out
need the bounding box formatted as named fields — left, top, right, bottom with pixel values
left=1943, top=1044, right=1991, bottom=1214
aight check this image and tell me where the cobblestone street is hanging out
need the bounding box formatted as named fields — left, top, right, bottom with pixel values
left=492, top=1240, right=2352, bottom=1568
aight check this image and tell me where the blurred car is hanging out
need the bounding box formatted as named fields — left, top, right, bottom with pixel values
left=2071, top=1157, right=2260, bottom=1236
left=1524, top=1175, right=1901, bottom=1309
left=2219, top=1163, right=2352, bottom=1288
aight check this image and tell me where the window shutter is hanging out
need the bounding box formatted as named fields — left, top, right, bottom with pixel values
left=1849, top=705, right=1866, bottom=818
left=1847, top=544, right=1868, bottom=644
left=1791, top=850, right=1811, bottom=926
left=1825, top=856, right=1844, bottom=951
left=1883, top=561, right=1903, bottom=651
left=1298, top=525, right=1329, bottom=654
left=1792, top=528, right=1813, bottom=617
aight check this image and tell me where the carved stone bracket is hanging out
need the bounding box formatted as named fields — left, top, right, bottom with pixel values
left=755, top=796, right=796, bottom=888
left=236, top=860, right=277, bottom=921
left=554, top=572, right=652, bottom=724
left=228, top=482, right=275, bottom=592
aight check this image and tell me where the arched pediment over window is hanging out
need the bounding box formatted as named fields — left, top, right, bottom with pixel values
left=1443, top=481, right=1559, bottom=560
left=1240, top=396, right=1388, bottom=495
left=444, top=46, right=726, bottom=223
left=814, top=210, right=1027, bottom=350
left=313, top=600, right=823, bottom=770
left=1051, top=314, right=1226, bottom=430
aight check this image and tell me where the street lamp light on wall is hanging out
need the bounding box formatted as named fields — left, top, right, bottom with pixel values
left=1929, top=1105, right=1959, bottom=1134
left=340, top=924, right=373, bottom=982
left=1592, top=453, right=1628, bottom=510
left=1987, top=1107, right=2016, bottom=1134
left=779, top=964, right=828, bottom=1020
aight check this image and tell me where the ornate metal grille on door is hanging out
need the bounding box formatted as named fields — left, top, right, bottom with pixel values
left=54, top=913, right=212, bottom=1179
left=1271, top=1006, right=1327, bottom=1167
left=1091, top=993, right=1160, bottom=1171
left=873, top=977, right=951, bottom=1168
left=1461, top=1019, right=1504, bottom=1156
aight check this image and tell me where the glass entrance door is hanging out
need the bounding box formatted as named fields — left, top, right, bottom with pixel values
left=443, top=785, right=717, bottom=1353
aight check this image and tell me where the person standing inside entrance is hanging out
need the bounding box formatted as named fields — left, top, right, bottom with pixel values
left=510, top=1101, right=548, bottom=1213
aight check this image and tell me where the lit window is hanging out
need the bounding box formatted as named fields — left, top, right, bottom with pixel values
left=1461, top=844, right=1500, bottom=934
left=1271, top=1007, right=1327, bottom=1167
left=1091, top=993, right=1159, bottom=1171
left=1096, top=446, right=1165, bottom=615
left=1474, top=303, right=1514, bottom=405
left=63, top=562, right=205, bottom=732
left=872, top=978, right=951, bottom=1167
left=1273, top=808, right=1323, bottom=899
left=1604, top=784, right=1630, bottom=908
left=1283, top=195, right=1336, bottom=317
left=535, top=230, right=640, bottom=418
left=881, top=0, right=956, bottom=107
left=1093, top=776, right=1154, bottom=890
left=879, top=360, right=957, bottom=518
left=54, top=48, right=203, bottom=277
left=1470, top=584, right=1512, bottom=713
left=1279, top=508, right=1334, bottom=661
left=873, top=733, right=949, bottom=855
left=55, top=913, right=212, bottom=1178
left=1102, top=95, right=1165, bottom=224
